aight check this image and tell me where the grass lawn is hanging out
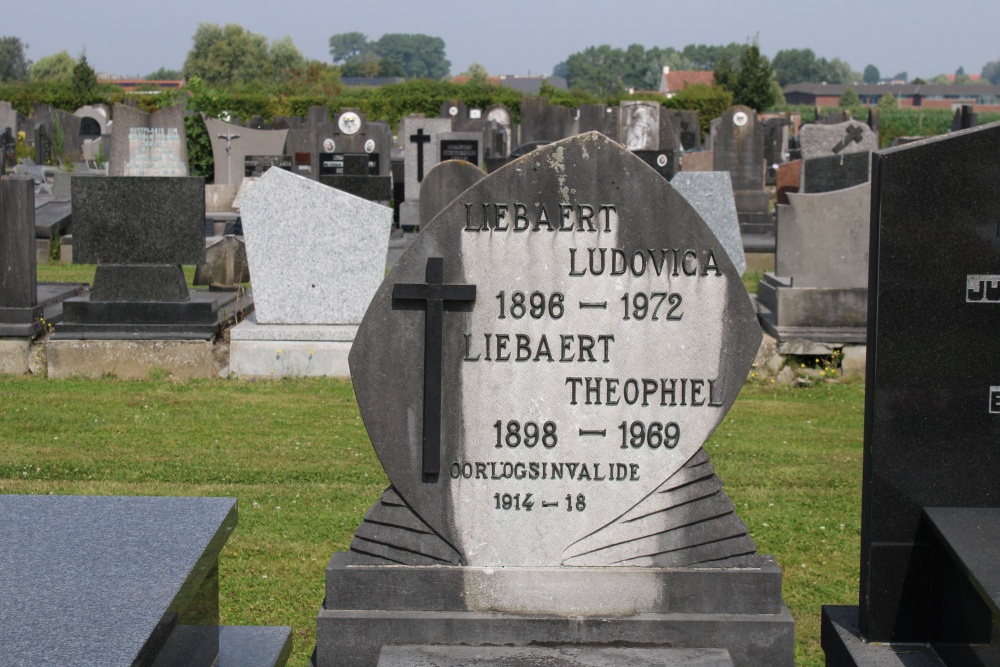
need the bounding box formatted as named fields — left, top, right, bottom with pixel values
left=0, top=374, right=863, bottom=666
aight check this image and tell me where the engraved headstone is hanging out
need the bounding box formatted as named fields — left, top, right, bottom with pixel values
left=801, top=152, right=870, bottom=194
left=204, top=117, right=288, bottom=188
left=620, top=101, right=660, bottom=151
left=713, top=106, right=770, bottom=234
left=519, top=97, right=576, bottom=144
left=821, top=122, right=1000, bottom=662
left=798, top=120, right=876, bottom=160
left=316, top=132, right=794, bottom=666
left=124, top=127, right=187, bottom=177
left=418, top=160, right=486, bottom=227
left=437, top=131, right=483, bottom=166
left=399, top=117, right=452, bottom=229
left=108, top=103, right=187, bottom=177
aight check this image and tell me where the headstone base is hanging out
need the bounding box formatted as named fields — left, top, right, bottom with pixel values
left=53, top=288, right=251, bottom=340
left=0, top=282, right=87, bottom=337
left=757, top=273, right=867, bottom=343
left=821, top=605, right=969, bottom=667
left=377, top=645, right=734, bottom=666
left=46, top=338, right=224, bottom=379
left=229, top=316, right=356, bottom=378
left=319, top=175, right=391, bottom=203
left=399, top=200, right=419, bottom=230
left=0, top=338, right=31, bottom=375
left=316, top=554, right=795, bottom=667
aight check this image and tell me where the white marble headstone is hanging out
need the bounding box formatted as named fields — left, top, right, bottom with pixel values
left=240, top=168, right=392, bottom=325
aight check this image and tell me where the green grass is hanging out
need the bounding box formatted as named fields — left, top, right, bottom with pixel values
left=0, top=375, right=864, bottom=666
left=37, top=263, right=197, bottom=286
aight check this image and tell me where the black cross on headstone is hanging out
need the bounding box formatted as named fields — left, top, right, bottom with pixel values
left=832, top=125, right=865, bottom=154
left=409, top=128, right=432, bottom=183
left=393, top=257, right=476, bottom=482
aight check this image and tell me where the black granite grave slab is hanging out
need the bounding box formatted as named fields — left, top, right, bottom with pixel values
left=72, top=176, right=205, bottom=265
left=320, top=175, right=392, bottom=202
left=1, top=176, right=35, bottom=310
left=377, top=646, right=735, bottom=666
left=859, top=122, right=1000, bottom=642
left=33, top=200, right=71, bottom=238
left=801, top=152, right=870, bottom=193
left=923, top=507, right=1000, bottom=618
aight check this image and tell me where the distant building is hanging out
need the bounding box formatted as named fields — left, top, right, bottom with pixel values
left=341, top=77, right=406, bottom=87
left=784, top=82, right=1000, bottom=112
left=97, top=78, right=184, bottom=93
left=659, top=67, right=714, bottom=97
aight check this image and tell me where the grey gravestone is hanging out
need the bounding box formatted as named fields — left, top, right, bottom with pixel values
left=799, top=120, right=877, bottom=161
left=577, top=103, right=617, bottom=139
left=75, top=104, right=108, bottom=137
left=519, top=97, right=575, bottom=144
left=317, top=132, right=793, bottom=666
left=619, top=101, right=660, bottom=150
left=418, top=160, right=486, bottom=227
left=757, top=182, right=870, bottom=343
left=801, top=152, right=870, bottom=194
left=485, top=104, right=514, bottom=156
left=33, top=122, right=53, bottom=165
left=667, top=109, right=701, bottom=151
left=0, top=495, right=291, bottom=667
left=437, top=131, right=484, bottom=166
left=378, top=646, right=735, bottom=666
left=204, top=116, right=288, bottom=188
left=244, top=154, right=291, bottom=177
left=671, top=172, right=746, bottom=275
left=124, top=127, right=187, bottom=177
left=1, top=128, right=15, bottom=173
left=108, top=103, right=187, bottom=177
left=0, top=100, right=16, bottom=135
left=240, top=168, right=391, bottom=325
left=399, top=117, right=452, bottom=229
left=951, top=104, right=978, bottom=131
left=54, top=109, right=83, bottom=162
left=713, top=106, right=769, bottom=233
left=56, top=177, right=244, bottom=339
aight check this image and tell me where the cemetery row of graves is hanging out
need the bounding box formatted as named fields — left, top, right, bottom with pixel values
left=1, top=90, right=998, bottom=667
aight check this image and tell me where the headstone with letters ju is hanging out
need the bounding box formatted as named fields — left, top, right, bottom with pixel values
left=315, top=132, right=794, bottom=666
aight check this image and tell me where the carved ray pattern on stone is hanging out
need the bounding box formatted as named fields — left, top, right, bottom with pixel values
left=347, top=449, right=754, bottom=567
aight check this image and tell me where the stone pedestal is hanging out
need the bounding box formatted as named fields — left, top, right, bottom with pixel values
left=756, top=273, right=867, bottom=343
left=229, top=315, right=356, bottom=378
left=316, top=553, right=794, bottom=667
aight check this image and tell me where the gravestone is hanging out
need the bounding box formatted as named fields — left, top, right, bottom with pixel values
left=682, top=151, right=714, bottom=172
left=667, top=109, right=701, bottom=150
left=757, top=182, right=870, bottom=343
left=0, top=495, right=291, bottom=667
left=398, top=117, right=452, bottom=229
left=194, top=236, right=250, bottom=289
left=33, top=123, right=53, bottom=165
left=798, top=120, right=877, bottom=161
left=320, top=152, right=392, bottom=204
left=951, top=104, right=978, bottom=131
left=204, top=116, right=288, bottom=188
left=485, top=104, right=514, bottom=156
left=801, top=152, right=870, bottom=194
left=437, top=131, right=484, bottom=166
left=713, top=106, right=770, bottom=235
left=74, top=104, right=108, bottom=138
left=418, top=160, right=486, bottom=227
left=314, top=109, right=392, bottom=178
left=576, top=103, right=617, bottom=139
left=775, top=160, right=801, bottom=205
left=821, top=122, right=1000, bottom=665
left=55, top=177, right=246, bottom=340
left=519, top=97, right=576, bottom=144
left=1, top=128, right=15, bottom=173
left=124, top=127, right=187, bottom=176
left=284, top=128, right=317, bottom=178
left=0, top=176, right=84, bottom=337
left=619, top=101, right=660, bottom=150
left=315, top=132, right=794, bottom=666
left=670, top=172, right=745, bottom=275
left=108, top=103, right=187, bottom=177
left=229, top=168, right=392, bottom=377
left=0, top=100, right=16, bottom=136
left=244, top=155, right=291, bottom=177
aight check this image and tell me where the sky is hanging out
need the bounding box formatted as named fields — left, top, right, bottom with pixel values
left=7, top=0, right=999, bottom=82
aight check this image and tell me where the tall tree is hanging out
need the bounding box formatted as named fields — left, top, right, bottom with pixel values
left=863, top=64, right=880, bottom=84
left=0, top=36, right=30, bottom=83
left=372, top=33, right=449, bottom=80
left=771, top=48, right=818, bottom=87
left=145, top=67, right=182, bottom=80
left=183, top=23, right=270, bottom=87
left=30, top=51, right=75, bottom=82
left=728, top=42, right=778, bottom=112
left=680, top=43, right=745, bottom=70
left=71, top=53, right=98, bottom=105
left=564, top=45, right=627, bottom=97
left=328, top=32, right=370, bottom=65
left=269, top=35, right=306, bottom=78
left=983, top=59, right=1000, bottom=85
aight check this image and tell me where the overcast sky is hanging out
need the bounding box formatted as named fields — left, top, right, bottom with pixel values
left=8, top=0, right=998, bottom=81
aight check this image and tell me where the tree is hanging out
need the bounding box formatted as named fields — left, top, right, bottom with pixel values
left=814, top=57, right=860, bottom=84
left=680, top=43, right=745, bottom=70
left=371, top=33, right=449, bottom=80
left=982, top=59, right=1000, bottom=85
left=564, top=45, right=627, bottom=96
left=0, top=36, right=30, bottom=83
left=839, top=87, right=861, bottom=107
left=877, top=92, right=898, bottom=111
left=863, top=64, right=880, bottom=84
left=771, top=48, right=818, bottom=87
left=145, top=67, right=182, bottom=80
left=461, top=62, right=490, bottom=85
left=328, top=32, right=370, bottom=65
left=71, top=53, right=98, bottom=105
left=954, top=66, right=970, bottom=85
left=31, top=51, right=75, bottom=82
left=183, top=23, right=270, bottom=87
left=269, top=35, right=305, bottom=78
left=893, top=71, right=908, bottom=82
left=730, top=42, right=778, bottom=111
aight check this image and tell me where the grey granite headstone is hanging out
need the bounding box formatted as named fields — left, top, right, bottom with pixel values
left=108, top=103, right=187, bottom=177
left=418, top=160, right=486, bottom=227
left=519, top=97, right=575, bottom=144
left=576, top=103, right=617, bottom=140
left=204, top=116, right=288, bottom=188
left=437, top=131, right=484, bottom=166
left=712, top=106, right=769, bottom=232
left=667, top=109, right=701, bottom=150
left=240, top=168, right=391, bottom=325
left=801, top=152, right=870, bottom=194
left=318, top=131, right=793, bottom=666
left=799, top=120, right=877, bottom=161
left=671, top=172, right=746, bottom=275
left=378, top=646, right=735, bottom=666
left=398, top=116, right=452, bottom=228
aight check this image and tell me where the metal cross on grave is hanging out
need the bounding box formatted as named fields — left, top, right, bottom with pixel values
left=392, top=257, right=476, bottom=482
left=409, top=128, right=432, bottom=183
left=217, top=130, right=241, bottom=184
left=832, top=125, right=864, bottom=154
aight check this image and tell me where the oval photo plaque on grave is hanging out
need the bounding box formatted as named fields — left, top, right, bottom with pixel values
left=350, top=133, right=760, bottom=566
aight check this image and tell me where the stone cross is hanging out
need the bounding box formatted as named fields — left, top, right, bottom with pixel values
left=217, top=130, right=241, bottom=184
left=392, top=257, right=476, bottom=482
left=409, top=128, right=432, bottom=183
left=832, top=125, right=864, bottom=154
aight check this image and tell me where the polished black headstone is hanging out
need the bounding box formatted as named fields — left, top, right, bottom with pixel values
left=0, top=176, right=36, bottom=310
left=801, top=152, right=870, bottom=194
left=860, top=122, right=1000, bottom=641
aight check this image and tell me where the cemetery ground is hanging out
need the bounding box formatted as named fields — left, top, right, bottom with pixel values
left=0, top=353, right=862, bottom=667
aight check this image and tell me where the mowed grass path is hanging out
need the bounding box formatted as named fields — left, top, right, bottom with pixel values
left=0, top=375, right=864, bottom=666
